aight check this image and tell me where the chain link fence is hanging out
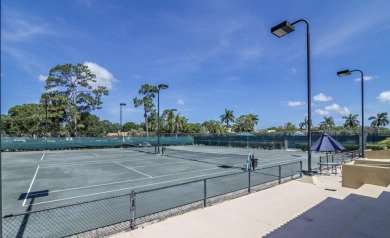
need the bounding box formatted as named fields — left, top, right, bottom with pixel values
left=2, top=161, right=302, bottom=238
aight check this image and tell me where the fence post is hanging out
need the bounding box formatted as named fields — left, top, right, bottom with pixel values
left=204, top=179, right=207, bottom=207
left=300, top=161, right=302, bottom=178
left=278, top=165, right=281, bottom=184
left=248, top=169, right=251, bottom=193
left=130, top=190, right=136, bottom=229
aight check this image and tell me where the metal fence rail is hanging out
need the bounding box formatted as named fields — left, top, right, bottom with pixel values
left=2, top=161, right=302, bottom=238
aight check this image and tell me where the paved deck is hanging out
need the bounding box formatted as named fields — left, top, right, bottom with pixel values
left=110, top=174, right=390, bottom=238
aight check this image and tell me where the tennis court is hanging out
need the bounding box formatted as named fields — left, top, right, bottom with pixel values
left=2, top=145, right=313, bottom=215
left=2, top=145, right=326, bottom=237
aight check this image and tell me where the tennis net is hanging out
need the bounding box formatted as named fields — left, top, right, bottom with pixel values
left=122, top=143, right=157, bottom=154
left=162, top=146, right=248, bottom=169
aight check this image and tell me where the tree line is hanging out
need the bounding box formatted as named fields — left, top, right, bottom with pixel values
left=1, top=63, right=389, bottom=137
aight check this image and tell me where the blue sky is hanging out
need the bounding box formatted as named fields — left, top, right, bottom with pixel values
left=2, top=0, right=390, bottom=129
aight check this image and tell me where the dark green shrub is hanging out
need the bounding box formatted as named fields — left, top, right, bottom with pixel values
left=366, top=144, right=386, bottom=150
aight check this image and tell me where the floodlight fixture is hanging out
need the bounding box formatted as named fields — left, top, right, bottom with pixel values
left=337, top=70, right=352, bottom=77
left=158, top=84, right=169, bottom=90
left=271, top=21, right=295, bottom=38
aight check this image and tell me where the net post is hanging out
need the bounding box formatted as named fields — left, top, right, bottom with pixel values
left=278, top=165, right=281, bottom=184
left=300, top=161, right=303, bottom=178
left=203, top=179, right=207, bottom=207
left=130, top=190, right=136, bottom=229
left=248, top=168, right=251, bottom=193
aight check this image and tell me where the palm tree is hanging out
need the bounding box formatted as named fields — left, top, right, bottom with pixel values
left=284, top=122, right=297, bottom=135
left=220, top=109, right=235, bottom=127
left=369, top=112, right=389, bottom=134
left=247, top=114, right=259, bottom=126
left=161, top=109, right=176, bottom=133
left=234, top=114, right=259, bottom=132
left=319, top=116, right=335, bottom=132
left=202, top=120, right=224, bottom=134
left=174, top=114, right=187, bottom=135
left=342, top=114, right=360, bottom=129
left=299, top=117, right=312, bottom=131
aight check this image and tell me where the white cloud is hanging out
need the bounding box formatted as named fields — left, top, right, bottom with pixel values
left=313, top=93, right=332, bottom=102
left=354, top=76, right=375, bottom=82
left=338, top=107, right=351, bottom=116
left=377, top=91, right=390, bottom=103
left=84, top=62, right=116, bottom=90
left=315, top=109, right=329, bottom=116
left=291, top=68, right=297, bottom=74
left=325, top=103, right=341, bottom=111
left=287, top=101, right=305, bottom=107
left=2, top=8, right=53, bottom=42
left=38, top=74, right=47, bottom=82
left=177, top=99, right=185, bottom=105
left=321, top=103, right=351, bottom=116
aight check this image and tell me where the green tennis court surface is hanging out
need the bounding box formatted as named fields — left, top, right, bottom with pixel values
left=2, top=146, right=315, bottom=215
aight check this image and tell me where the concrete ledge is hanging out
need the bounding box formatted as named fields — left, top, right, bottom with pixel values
left=364, top=149, right=390, bottom=159
left=342, top=164, right=390, bottom=189
left=355, top=159, right=390, bottom=167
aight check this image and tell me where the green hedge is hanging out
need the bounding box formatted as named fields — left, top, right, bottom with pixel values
left=366, top=144, right=386, bottom=150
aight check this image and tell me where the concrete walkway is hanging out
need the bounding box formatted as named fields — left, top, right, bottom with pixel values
left=110, top=174, right=390, bottom=238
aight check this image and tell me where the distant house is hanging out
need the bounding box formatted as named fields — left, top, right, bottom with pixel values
left=107, top=132, right=129, bottom=137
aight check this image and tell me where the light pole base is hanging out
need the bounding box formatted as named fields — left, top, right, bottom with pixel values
left=300, top=173, right=319, bottom=185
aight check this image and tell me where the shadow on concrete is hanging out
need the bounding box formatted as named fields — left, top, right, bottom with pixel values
left=265, top=191, right=390, bottom=238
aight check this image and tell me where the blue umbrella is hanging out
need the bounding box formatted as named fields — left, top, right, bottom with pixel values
left=311, top=133, right=346, bottom=152
left=311, top=133, right=346, bottom=163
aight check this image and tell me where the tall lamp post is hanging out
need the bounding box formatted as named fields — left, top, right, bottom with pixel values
left=157, top=84, right=169, bottom=154
left=45, top=95, right=48, bottom=142
left=120, top=103, right=126, bottom=142
left=271, top=19, right=313, bottom=174
left=337, top=69, right=365, bottom=158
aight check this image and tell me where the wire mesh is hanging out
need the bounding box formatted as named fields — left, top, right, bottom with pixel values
left=3, top=194, right=131, bottom=238
left=135, top=180, right=204, bottom=225
left=2, top=161, right=302, bottom=237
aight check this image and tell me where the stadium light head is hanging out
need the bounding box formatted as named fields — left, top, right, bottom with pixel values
left=158, top=84, right=169, bottom=90
left=337, top=70, right=352, bottom=77
left=271, top=21, right=295, bottom=38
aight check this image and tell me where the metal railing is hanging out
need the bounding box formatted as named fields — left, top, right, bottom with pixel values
left=2, top=161, right=302, bottom=238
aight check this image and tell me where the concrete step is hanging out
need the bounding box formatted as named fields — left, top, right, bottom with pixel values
left=341, top=191, right=390, bottom=238
left=265, top=193, right=377, bottom=238
left=353, top=183, right=387, bottom=198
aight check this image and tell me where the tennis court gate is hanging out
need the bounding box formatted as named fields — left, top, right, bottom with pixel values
left=2, top=161, right=302, bottom=238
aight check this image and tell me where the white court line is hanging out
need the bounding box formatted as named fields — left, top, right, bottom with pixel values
left=39, top=163, right=244, bottom=195
left=30, top=168, right=237, bottom=206
left=113, top=162, right=153, bottom=178
left=23, top=165, right=40, bottom=207
left=88, top=152, right=100, bottom=157
left=40, top=157, right=164, bottom=168
left=40, top=152, right=46, bottom=161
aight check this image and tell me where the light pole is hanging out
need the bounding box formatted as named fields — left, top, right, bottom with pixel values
left=157, top=84, right=169, bottom=154
left=271, top=19, right=312, bottom=174
left=45, top=94, right=48, bottom=142
left=337, top=69, right=365, bottom=158
left=120, top=103, right=126, bottom=142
